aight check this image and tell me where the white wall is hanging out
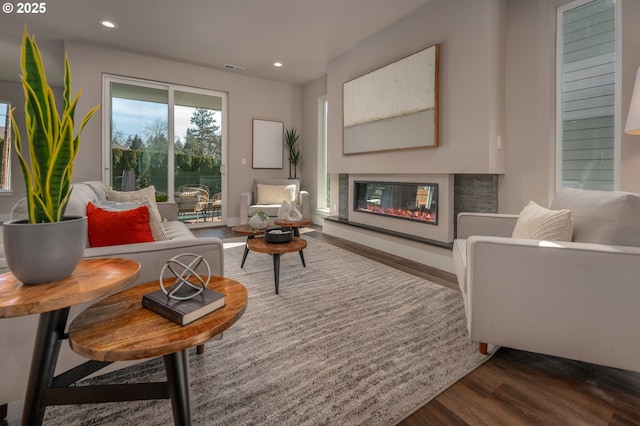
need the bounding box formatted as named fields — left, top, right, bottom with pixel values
left=300, top=75, right=327, bottom=220
left=6, top=0, right=640, bottom=222
left=302, top=0, right=640, bottom=221
left=318, top=0, right=506, bottom=218
left=326, top=0, right=506, bottom=177
left=500, top=0, right=554, bottom=213
left=66, top=42, right=302, bottom=223
left=0, top=41, right=303, bottom=221
left=619, top=0, right=640, bottom=193
left=501, top=0, right=640, bottom=213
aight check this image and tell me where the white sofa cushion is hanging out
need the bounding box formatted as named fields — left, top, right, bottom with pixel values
left=256, top=184, right=296, bottom=205
left=106, top=185, right=163, bottom=223
left=82, top=181, right=109, bottom=201
left=550, top=187, right=640, bottom=246
left=162, top=220, right=197, bottom=240
left=65, top=184, right=101, bottom=217
left=511, top=201, right=573, bottom=241
left=248, top=204, right=281, bottom=218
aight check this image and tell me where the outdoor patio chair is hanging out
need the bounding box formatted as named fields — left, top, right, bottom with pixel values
left=175, top=184, right=209, bottom=222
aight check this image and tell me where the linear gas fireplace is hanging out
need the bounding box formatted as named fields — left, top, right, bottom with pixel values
left=354, top=181, right=438, bottom=225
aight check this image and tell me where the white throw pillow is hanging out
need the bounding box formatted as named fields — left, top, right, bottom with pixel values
left=511, top=201, right=574, bottom=241
left=256, top=184, right=296, bottom=205
left=106, top=185, right=163, bottom=223
left=93, top=200, right=168, bottom=241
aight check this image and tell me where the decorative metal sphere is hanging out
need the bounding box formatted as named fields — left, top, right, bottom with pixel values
left=159, top=253, right=211, bottom=300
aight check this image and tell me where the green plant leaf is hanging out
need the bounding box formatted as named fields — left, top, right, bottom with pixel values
left=13, top=27, right=99, bottom=223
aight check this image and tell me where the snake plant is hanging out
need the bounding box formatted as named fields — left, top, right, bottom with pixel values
left=11, top=28, right=99, bottom=223
left=284, top=127, right=301, bottom=179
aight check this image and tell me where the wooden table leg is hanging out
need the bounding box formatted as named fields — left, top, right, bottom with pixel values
left=298, top=250, right=306, bottom=267
left=21, top=308, right=70, bottom=426
left=163, top=350, right=192, bottom=426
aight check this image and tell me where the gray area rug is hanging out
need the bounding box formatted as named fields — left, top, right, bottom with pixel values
left=44, top=237, right=490, bottom=425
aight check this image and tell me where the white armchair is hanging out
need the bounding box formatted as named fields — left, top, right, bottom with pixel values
left=240, top=179, right=311, bottom=224
left=453, top=187, right=640, bottom=373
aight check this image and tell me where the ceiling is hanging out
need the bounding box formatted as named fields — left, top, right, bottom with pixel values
left=0, top=0, right=432, bottom=86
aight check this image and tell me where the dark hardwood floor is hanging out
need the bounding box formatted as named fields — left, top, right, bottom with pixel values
left=194, top=225, right=640, bottom=425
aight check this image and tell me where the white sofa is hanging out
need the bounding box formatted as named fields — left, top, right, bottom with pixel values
left=453, top=187, right=640, bottom=372
left=239, top=178, right=311, bottom=224
left=0, top=181, right=224, bottom=409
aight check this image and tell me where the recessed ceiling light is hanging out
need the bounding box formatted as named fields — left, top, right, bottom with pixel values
left=273, top=62, right=283, bottom=67
left=100, top=20, right=117, bottom=29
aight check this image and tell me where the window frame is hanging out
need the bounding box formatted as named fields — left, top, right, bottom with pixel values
left=317, top=96, right=329, bottom=212
left=554, top=0, right=622, bottom=192
left=102, top=75, right=228, bottom=210
left=0, top=100, right=11, bottom=194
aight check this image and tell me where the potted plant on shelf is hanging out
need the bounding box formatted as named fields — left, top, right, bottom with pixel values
left=2, top=28, right=99, bottom=284
left=284, top=127, right=301, bottom=179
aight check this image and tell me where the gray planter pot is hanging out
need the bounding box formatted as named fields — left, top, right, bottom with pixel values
left=3, top=216, right=87, bottom=285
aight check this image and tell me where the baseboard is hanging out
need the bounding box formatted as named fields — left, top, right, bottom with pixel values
left=323, top=219, right=454, bottom=273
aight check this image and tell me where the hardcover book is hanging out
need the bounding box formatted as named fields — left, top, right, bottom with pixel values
left=142, top=285, right=226, bottom=326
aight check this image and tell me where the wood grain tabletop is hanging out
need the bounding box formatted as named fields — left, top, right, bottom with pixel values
left=68, top=276, right=248, bottom=361
left=0, top=258, right=141, bottom=318
left=247, top=236, right=307, bottom=255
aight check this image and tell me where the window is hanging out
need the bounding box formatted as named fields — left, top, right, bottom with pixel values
left=556, top=0, right=619, bottom=191
left=0, top=101, right=11, bottom=192
left=317, top=96, right=329, bottom=211
left=104, top=76, right=227, bottom=223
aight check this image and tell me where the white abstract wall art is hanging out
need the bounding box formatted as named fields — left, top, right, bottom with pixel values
left=343, top=43, right=440, bottom=154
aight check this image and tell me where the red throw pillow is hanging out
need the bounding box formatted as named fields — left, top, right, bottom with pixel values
left=87, top=202, right=154, bottom=247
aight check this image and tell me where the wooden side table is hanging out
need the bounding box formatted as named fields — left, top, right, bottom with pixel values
left=247, top=237, right=307, bottom=294
left=67, top=276, right=247, bottom=426
left=0, top=258, right=141, bottom=426
left=274, top=217, right=313, bottom=237
left=231, top=224, right=265, bottom=268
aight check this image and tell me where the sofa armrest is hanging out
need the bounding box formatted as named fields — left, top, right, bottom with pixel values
left=457, top=212, right=519, bottom=239
left=239, top=192, right=252, bottom=224
left=157, top=202, right=178, bottom=221
left=465, top=236, right=640, bottom=371
left=82, top=237, right=224, bottom=285
left=299, top=191, right=311, bottom=219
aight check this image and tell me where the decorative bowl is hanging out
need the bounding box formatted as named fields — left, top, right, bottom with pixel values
left=264, top=227, right=293, bottom=244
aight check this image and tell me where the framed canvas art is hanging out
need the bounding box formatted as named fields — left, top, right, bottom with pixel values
left=252, top=119, right=283, bottom=169
left=343, top=44, right=440, bottom=154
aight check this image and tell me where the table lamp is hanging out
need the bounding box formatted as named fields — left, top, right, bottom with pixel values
left=625, top=66, right=640, bottom=135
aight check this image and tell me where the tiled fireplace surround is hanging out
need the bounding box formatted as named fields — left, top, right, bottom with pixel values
left=323, top=174, right=498, bottom=272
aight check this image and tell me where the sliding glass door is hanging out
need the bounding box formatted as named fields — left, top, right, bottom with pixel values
left=104, top=76, right=227, bottom=225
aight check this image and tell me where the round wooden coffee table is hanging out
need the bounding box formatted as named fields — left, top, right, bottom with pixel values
left=231, top=224, right=266, bottom=267
left=247, top=237, right=307, bottom=294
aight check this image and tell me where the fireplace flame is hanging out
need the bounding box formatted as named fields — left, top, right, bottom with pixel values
left=358, top=204, right=436, bottom=224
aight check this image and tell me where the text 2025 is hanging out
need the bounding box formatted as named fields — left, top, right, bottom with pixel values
left=17, top=2, right=46, bottom=13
